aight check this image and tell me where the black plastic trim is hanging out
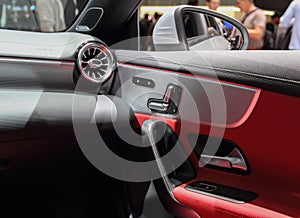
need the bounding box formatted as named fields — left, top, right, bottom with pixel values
left=186, top=181, right=258, bottom=203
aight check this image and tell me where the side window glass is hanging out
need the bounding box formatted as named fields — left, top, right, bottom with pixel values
left=0, top=0, right=87, bottom=32
left=0, top=0, right=39, bottom=31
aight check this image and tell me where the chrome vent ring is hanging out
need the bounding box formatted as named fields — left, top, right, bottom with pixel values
left=77, top=42, right=115, bottom=83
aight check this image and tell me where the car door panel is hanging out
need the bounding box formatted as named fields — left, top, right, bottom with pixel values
left=172, top=90, right=300, bottom=217
left=115, top=50, right=300, bottom=217
left=116, top=50, right=300, bottom=97
left=115, top=63, right=260, bottom=127
left=0, top=7, right=300, bottom=215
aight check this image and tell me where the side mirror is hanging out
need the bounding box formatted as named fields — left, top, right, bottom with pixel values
left=153, top=6, right=249, bottom=51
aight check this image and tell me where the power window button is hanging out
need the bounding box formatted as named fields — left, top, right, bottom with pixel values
left=195, top=183, right=217, bottom=192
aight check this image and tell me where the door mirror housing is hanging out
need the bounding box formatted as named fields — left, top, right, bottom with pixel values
left=153, top=6, right=249, bottom=51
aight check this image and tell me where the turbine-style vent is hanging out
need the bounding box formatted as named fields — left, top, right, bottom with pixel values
left=77, top=42, right=115, bottom=83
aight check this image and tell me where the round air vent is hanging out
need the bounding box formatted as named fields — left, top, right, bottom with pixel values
left=77, top=42, right=115, bottom=83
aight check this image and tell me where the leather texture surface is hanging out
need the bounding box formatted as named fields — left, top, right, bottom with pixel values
left=174, top=90, right=300, bottom=217
left=136, top=89, right=300, bottom=217
left=173, top=186, right=291, bottom=218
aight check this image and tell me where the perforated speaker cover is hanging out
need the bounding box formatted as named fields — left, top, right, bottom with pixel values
left=76, top=7, right=103, bottom=31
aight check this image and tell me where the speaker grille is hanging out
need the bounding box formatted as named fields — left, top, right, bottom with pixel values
left=76, top=7, right=103, bottom=31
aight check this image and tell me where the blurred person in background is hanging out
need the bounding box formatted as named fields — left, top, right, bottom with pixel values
left=146, top=12, right=161, bottom=50
left=187, top=0, right=198, bottom=6
left=36, top=0, right=66, bottom=32
left=279, top=0, right=300, bottom=50
left=139, top=13, right=151, bottom=50
left=262, top=12, right=280, bottom=49
left=185, top=0, right=198, bottom=37
left=267, top=12, right=280, bottom=34
left=237, top=0, right=266, bottom=49
left=206, top=0, right=220, bottom=11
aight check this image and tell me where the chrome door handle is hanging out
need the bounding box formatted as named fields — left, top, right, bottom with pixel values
left=148, top=101, right=170, bottom=112
left=200, top=148, right=248, bottom=171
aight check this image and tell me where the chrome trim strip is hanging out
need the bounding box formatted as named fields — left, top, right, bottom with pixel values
left=0, top=57, right=75, bottom=66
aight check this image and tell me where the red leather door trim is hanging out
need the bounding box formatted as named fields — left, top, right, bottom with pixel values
left=174, top=185, right=292, bottom=218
